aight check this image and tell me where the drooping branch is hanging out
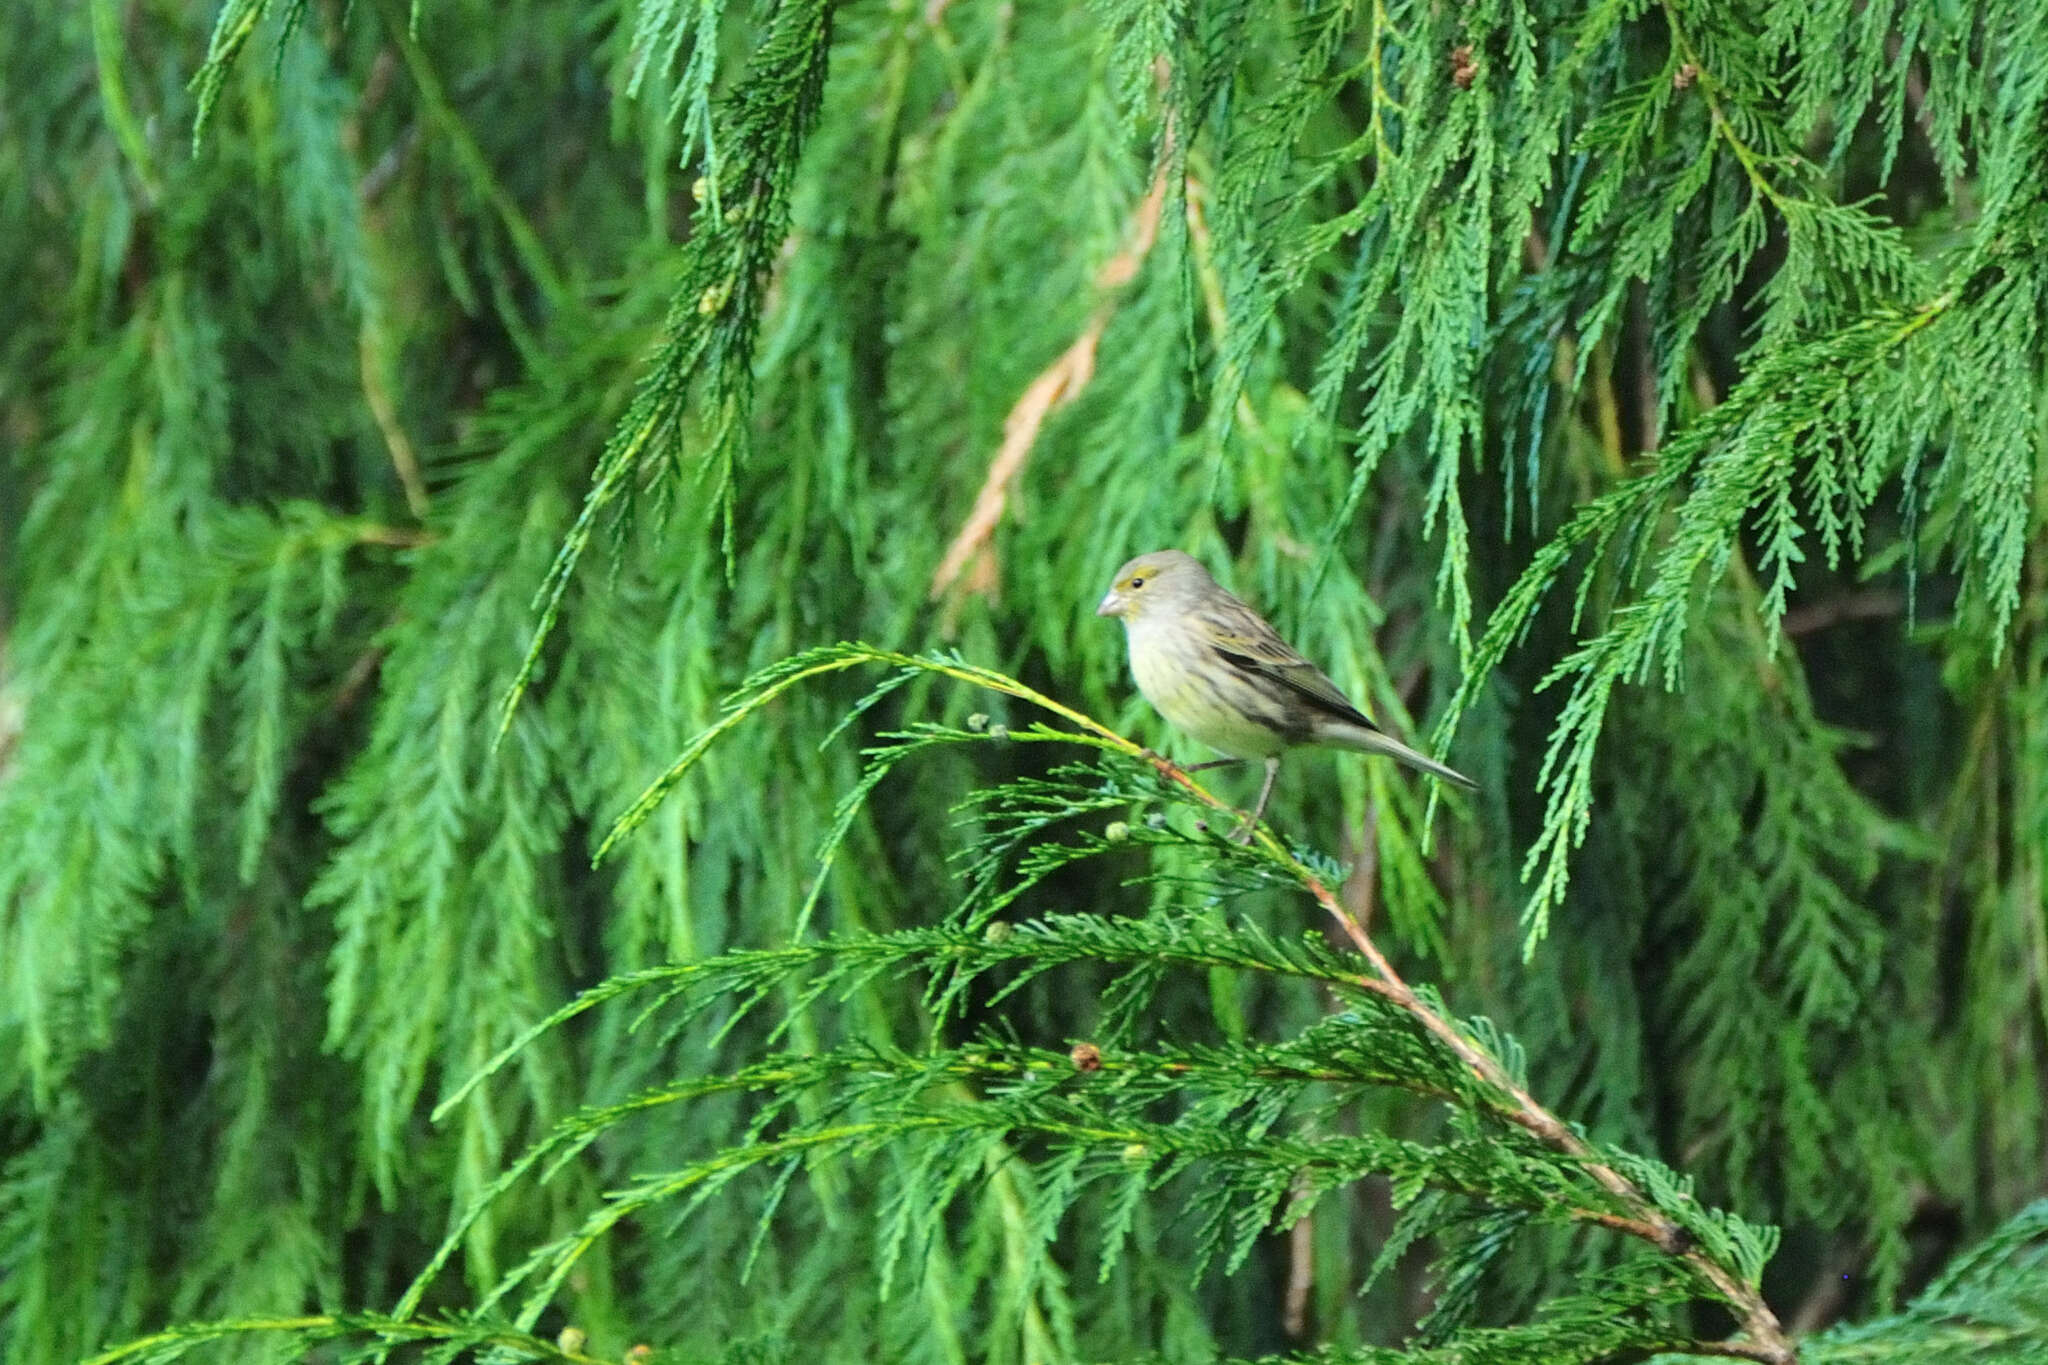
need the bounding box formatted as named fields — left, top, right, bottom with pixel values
left=928, top=116, right=1175, bottom=612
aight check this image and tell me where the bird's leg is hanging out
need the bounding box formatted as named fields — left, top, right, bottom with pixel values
left=1230, top=756, right=1282, bottom=844
left=1183, top=758, right=1244, bottom=773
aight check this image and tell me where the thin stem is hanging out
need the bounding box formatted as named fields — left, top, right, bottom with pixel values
left=367, top=0, right=570, bottom=312
left=359, top=321, right=431, bottom=517
left=90, top=0, right=160, bottom=202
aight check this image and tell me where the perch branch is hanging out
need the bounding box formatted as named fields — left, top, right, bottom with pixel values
left=1128, top=749, right=1799, bottom=1365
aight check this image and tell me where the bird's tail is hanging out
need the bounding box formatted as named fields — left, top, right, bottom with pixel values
left=1325, top=722, right=1478, bottom=790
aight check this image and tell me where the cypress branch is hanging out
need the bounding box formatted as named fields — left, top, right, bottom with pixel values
left=11, top=1, right=2048, bottom=1360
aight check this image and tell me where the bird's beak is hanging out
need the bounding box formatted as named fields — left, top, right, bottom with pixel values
left=1095, top=590, right=1121, bottom=618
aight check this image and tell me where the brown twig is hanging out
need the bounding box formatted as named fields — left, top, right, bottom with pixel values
left=1678, top=1344, right=1803, bottom=1361
left=1128, top=748, right=1799, bottom=1365
left=1780, top=589, right=1903, bottom=638
left=928, top=152, right=1172, bottom=608
left=327, top=645, right=389, bottom=724
left=347, top=39, right=428, bottom=518
left=1634, top=286, right=1661, bottom=454
left=359, top=122, right=421, bottom=204
left=1787, top=1237, right=1861, bottom=1336
left=1305, top=867, right=1795, bottom=1362
left=359, top=322, right=430, bottom=518
left=1887, top=35, right=1939, bottom=155
left=1283, top=1178, right=1315, bottom=1340
left=1340, top=803, right=1382, bottom=934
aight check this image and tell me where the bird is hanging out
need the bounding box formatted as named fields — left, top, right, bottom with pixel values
left=1095, top=550, right=1474, bottom=841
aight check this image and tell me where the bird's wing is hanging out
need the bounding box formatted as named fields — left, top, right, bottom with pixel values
left=1195, top=596, right=1384, bottom=733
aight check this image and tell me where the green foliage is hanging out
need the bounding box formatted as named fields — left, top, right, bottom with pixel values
left=5, top=0, right=2048, bottom=1361
left=1805, top=1201, right=2048, bottom=1365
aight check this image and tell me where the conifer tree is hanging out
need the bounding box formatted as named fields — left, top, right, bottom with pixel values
left=3, top=1, right=2046, bottom=1363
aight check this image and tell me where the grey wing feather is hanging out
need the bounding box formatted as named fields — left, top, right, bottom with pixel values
left=1198, top=591, right=1477, bottom=789
left=1197, top=596, right=1384, bottom=733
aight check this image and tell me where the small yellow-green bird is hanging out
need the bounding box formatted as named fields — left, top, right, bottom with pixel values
left=1096, top=550, right=1475, bottom=840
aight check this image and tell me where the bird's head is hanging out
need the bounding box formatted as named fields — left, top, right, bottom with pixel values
left=1095, top=550, right=1211, bottom=622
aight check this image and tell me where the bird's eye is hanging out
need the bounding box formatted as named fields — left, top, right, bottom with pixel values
left=1129, top=576, right=1146, bottom=589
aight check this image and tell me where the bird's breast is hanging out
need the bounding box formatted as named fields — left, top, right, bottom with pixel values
left=1127, top=621, right=1290, bottom=759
